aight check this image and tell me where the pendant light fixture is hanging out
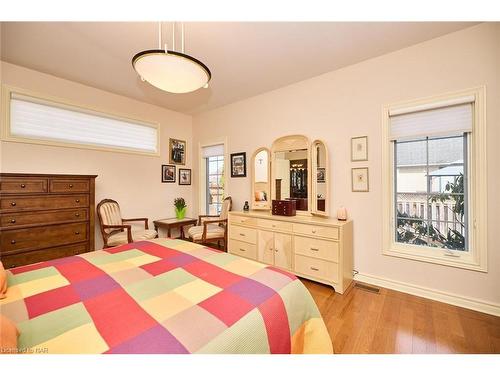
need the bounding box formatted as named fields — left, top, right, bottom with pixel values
left=132, top=22, right=211, bottom=94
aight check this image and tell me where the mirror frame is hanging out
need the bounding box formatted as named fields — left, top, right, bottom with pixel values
left=311, top=139, right=330, bottom=217
left=270, top=135, right=311, bottom=215
left=251, top=147, right=271, bottom=210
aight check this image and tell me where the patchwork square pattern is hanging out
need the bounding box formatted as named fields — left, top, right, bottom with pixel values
left=1, top=238, right=331, bottom=354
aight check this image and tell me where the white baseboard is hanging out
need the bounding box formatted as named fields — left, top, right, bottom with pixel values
left=354, top=273, right=500, bottom=317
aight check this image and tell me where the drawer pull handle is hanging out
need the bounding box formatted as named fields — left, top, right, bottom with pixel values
left=75, top=213, right=80, bottom=217
left=310, top=267, right=319, bottom=271
left=75, top=199, right=80, bottom=203
left=11, top=202, right=16, bottom=207
left=20, top=184, right=26, bottom=188
left=239, top=233, right=246, bottom=236
left=10, top=219, right=16, bottom=223
left=69, top=184, right=74, bottom=188
left=75, top=231, right=80, bottom=235
left=310, top=247, right=319, bottom=251
left=10, top=240, right=16, bottom=244
left=239, top=248, right=246, bottom=252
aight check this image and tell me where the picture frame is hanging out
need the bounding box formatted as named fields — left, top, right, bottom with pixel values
left=352, top=167, right=369, bottom=192
left=178, top=168, right=192, bottom=185
left=351, top=136, right=368, bottom=161
left=230, top=152, right=247, bottom=178
left=169, top=138, right=186, bottom=165
left=317, top=167, right=326, bottom=183
left=161, top=164, right=176, bottom=183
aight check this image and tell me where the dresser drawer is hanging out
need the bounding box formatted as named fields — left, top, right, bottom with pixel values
left=294, top=255, right=338, bottom=283
left=1, top=194, right=89, bottom=212
left=1, top=243, right=89, bottom=269
left=294, top=235, right=339, bottom=262
left=293, top=223, right=339, bottom=239
left=229, top=225, right=257, bottom=244
left=0, top=178, right=48, bottom=194
left=1, top=208, right=89, bottom=228
left=257, top=219, right=293, bottom=232
left=228, top=239, right=257, bottom=260
left=1, top=222, right=88, bottom=254
left=230, top=215, right=257, bottom=226
left=49, top=179, right=90, bottom=193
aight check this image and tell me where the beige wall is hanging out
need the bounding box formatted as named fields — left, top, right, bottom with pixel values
left=193, top=23, right=500, bottom=304
left=0, top=62, right=194, bottom=248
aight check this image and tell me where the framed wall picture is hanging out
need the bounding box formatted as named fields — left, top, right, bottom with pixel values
left=162, top=164, right=176, bottom=183
left=351, top=136, right=368, bottom=161
left=230, top=152, right=247, bottom=177
left=352, top=167, right=369, bottom=192
left=169, top=138, right=186, bottom=165
left=317, top=167, right=326, bottom=183
left=178, top=168, right=192, bottom=185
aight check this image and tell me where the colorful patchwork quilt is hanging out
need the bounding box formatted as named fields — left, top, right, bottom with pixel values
left=0, top=239, right=333, bottom=354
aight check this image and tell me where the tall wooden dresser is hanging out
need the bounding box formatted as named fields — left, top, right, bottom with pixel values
left=0, top=173, right=97, bottom=268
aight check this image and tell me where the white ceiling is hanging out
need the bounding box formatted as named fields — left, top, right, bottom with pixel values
left=0, top=22, right=477, bottom=114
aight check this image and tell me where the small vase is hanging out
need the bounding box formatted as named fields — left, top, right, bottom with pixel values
left=175, top=207, right=186, bottom=220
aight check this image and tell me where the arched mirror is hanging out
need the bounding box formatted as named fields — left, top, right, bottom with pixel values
left=251, top=147, right=271, bottom=210
left=311, top=140, right=329, bottom=216
left=271, top=135, right=311, bottom=213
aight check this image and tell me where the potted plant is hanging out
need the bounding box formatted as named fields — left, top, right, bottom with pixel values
left=174, top=197, right=187, bottom=220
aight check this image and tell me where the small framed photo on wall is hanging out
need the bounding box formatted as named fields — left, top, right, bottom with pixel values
left=351, top=136, right=368, bottom=161
left=230, top=152, right=247, bottom=178
left=162, top=165, right=176, bottom=183
left=178, top=168, right=192, bottom=185
left=169, top=138, right=186, bottom=165
left=352, top=167, right=369, bottom=192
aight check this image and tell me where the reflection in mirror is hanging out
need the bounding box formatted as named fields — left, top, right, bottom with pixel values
left=274, top=149, right=308, bottom=211
left=311, top=140, right=328, bottom=216
left=252, top=148, right=270, bottom=210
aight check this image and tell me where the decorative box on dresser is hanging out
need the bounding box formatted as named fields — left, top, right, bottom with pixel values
left=228, top=211, right=353, bottom=294
left=0, top=173, right=97, bottom=268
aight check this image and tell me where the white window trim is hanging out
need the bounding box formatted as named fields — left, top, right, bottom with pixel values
left=1, top=85, right=160, bottom=156
left=381, top=86, right=487, bottom=272
left=198, top=138, right=228, bottom=215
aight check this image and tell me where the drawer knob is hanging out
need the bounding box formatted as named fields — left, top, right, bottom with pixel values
left=75, top=231, right=80, bottom=235
left=310, top=267, right=319, bottom=271
left=75, top=213, right=80, bottom=217
left=75, top=199, right=80, bottom=203
left=10, top=240, right=16, bottom=245
left=69, top=184, right=74, bottom=188
left=312, top=229, right=316, bottom=233
left=11, top=202, right=16, bottom=206
left=20, top=184, right=26, bottom=188
left=10, top=219, right=16, bottom=223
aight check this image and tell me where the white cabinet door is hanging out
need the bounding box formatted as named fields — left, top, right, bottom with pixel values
left=257, top=230, right=274, bottom=265
left=274, top=232, right=293, bottom=270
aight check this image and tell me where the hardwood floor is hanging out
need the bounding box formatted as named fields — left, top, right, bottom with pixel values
left=302, top=278, right=500, bottom=354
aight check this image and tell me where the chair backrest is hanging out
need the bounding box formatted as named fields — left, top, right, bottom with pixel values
left=219, top=197, right=232, bottom=221
left=97, top=199, right=123, bottom=234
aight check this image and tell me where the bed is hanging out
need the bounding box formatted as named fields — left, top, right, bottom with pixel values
left=0, top=238, right=332, bottom=354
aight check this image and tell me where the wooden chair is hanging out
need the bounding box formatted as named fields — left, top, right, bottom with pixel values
left=97, top=199, right=158, bottom=248
left=186, top=197, right=232, bottom=250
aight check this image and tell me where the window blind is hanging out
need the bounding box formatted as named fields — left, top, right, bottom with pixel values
left=10, top=93, right=158, bottom=153
left=389, top=102, right=473, bottom=141
left=202, top=144, right=224, bottom=158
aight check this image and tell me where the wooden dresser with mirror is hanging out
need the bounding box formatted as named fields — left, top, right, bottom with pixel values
left=0, top=173, right=97, bottom=268
left=229, top=135, right=353, bottom=293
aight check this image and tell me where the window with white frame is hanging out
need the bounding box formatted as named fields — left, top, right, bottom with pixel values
left=382, top=88, right=487, bottom=271
left=3, top=89, right=158, bottom=154
left=201, top=144, right=225, bottom=215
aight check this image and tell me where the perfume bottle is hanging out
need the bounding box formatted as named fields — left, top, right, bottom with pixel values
left=243, top=201, right=250, bottom=211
